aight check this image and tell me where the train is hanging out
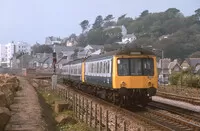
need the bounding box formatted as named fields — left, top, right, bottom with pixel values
left=61, top=47, right=158, bottom=107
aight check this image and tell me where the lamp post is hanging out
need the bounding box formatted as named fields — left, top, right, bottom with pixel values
left=152, top=48, right=164, bottom=84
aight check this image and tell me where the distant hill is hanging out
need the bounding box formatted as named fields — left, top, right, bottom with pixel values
left=70, top=8, right=200, bottom=59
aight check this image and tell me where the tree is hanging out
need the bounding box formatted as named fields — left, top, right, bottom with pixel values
left=77, top=34, right=88, bottom=47
left=118, top=14, right=126, bottom=20
left=103, top=14, right=116, bottom=28
left=189, top=51, right=200, bottom=58
left=195, top=8, right=200, bottom=16
left=31, top=44, right=53, bottom=54
left=104, top=14, right=114, bottom=22
left=93, top=15, right=103, bottom=29
left=117, top=17, right=133, bottom=28
left=80, top=20, right=89, bottom=33
left=68, top=33, right=77, bottom=41
left=165, top=8, right=180, bottom=18
left=140, top=10, right=149, bottom=17
left=87, top=28, right=107, bottom=45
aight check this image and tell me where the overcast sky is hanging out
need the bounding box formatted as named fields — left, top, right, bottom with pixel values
left=0, top=0, right=199, bottom=44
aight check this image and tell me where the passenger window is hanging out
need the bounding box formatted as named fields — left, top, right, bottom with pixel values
left=97, top=62, right=99, bottom=73
left=94, top=63, right=96, bottom=73
left=104, top=62, right=105, bottom=73
left=100, top=62, right=102, bottom=73
left=107, top=61, right=110, bottom=73
left=91, top=63, right=94, bottom=73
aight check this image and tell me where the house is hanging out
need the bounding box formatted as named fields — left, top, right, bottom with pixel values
left=84, top=45, right=104, bottom=51
left=56, top=56, right=68, bottom=70
left=158, top=58, right=171, bottom=84
left=121, top=34, right=137, bottom=44
left=181, top=58, right=200, bottom=70
left=159, top=34, right=171, bottom=41
left=77, top=45, right=104, bottom=58
left=66, top=38, right=78, bottom=47
left=45, top=36, right=62, bottom=45
left=168, top=59, right=182, bottom=74
left=18, top=54, right=33, bottom=68
left=29, top=53, right=51, bottom=68
left=194, top=63, right=200, bottom=74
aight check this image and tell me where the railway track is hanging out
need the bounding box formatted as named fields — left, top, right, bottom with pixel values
left=146, top=101, right=200, bottom=131
left=30, top=74, right=200, bottom=130
left=148, top=101, right=200, bottom=123
left=59, top=82, right=200, bottom=131
left=156, top=91, right=200, bottom=105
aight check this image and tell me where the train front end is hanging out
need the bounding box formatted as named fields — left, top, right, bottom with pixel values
left=112, top=51, right=158, bottom=106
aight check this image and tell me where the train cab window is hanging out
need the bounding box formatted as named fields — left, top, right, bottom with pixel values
left=118, top=59, right=129, bottom=76
left=117, top=58, right=154, bottom=76
left=130, top=59, right=142, bottom=75
left=143, top=58, right=154, bottom=76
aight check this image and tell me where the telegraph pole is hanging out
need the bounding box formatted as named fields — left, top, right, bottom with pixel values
left=52, top=45, right=57, bottom=89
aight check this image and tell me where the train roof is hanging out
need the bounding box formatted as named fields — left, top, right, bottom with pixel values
left=62, top=58, right=84, bottom=66
left=85, top=46, right=155, bottom=61
left=63, top=46, right=155, bottom=65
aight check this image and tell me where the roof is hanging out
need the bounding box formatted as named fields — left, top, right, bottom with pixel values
left=158, top=58, right=171, bottom=69
left=49, top=45, right=83, bottom=52
left=168, top=60, right=181, bottom=70
left=185, top=58, right=200, bottom=67
left=63, top=58, right=84, bottom=66
left=87, top=45, right=104, bottom=50
left=85, top=46, right=155, bottom=61
left=47, top=36, right=62, bottom=41
left=57, top=56, right=68, bottom=64
left=38, top=57, right=49, bottom=63
left=122, top=34, right=136, bottom=39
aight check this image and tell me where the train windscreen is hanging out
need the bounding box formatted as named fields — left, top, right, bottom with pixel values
left=117, top=58, right=154, bottom=76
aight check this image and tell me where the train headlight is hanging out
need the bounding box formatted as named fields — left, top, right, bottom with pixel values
left=148, top=82, right=152, bottom=87
left=120, top=81, right=126, bottom=87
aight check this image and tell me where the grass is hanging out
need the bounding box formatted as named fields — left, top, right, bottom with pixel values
left=58, top=122, right=95, bottom=131
left=39, top=88, right=94, bottom=131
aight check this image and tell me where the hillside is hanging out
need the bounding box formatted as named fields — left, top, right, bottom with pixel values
left=65, top=8, right=200, bottom=59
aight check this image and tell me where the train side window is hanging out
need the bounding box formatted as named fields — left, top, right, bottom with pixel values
left=97, top=62, right=99, bottom=73
left=107, top=61, right=110, bottom=73
left=94, top=62, right=96, bottom=73
left=99, top=62, right=101, bottom=73
left=103, top=62, right=106, bottom=73
left=89, top=63, right=91, bottom=73
left=100, top=62, right=102, bottom=73
left=105, top=62, right=107, bottom=73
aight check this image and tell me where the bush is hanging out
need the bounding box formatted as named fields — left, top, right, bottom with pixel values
left=169, top=72, right=181, bottom=85
left=169, top=71, right=200, bottom=88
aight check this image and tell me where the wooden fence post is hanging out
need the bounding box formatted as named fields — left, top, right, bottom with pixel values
left=95, top=104, right=97, bottom=129
left=65, top=89, right=67, bottom=100
left=79, top=95, right=81, bottom=119
left=82, top=97, right=85, bottom=122
left=99, top=107, right=102, bottom=131
left=106, top=110, right=109, bottom=131
left=123, top=120, right=126, bottom=131
left=86, top=99, right=88, bottom=125
left=90, top=101, right=92, bottom=127
left=115, top=115, right=117, bottom=131
left=75, top=94, right=77, bottom=118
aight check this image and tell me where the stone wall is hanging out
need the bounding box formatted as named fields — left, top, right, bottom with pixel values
left=0, top=74, right=20, bottom=130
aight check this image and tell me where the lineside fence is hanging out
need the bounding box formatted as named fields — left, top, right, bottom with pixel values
left=35, top=80, right=134, bottom=131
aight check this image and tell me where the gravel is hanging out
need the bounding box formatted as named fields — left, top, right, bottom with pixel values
left=152, top=96, right=200, bottom=112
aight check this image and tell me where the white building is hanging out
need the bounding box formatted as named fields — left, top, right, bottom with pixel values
left=0, top=41, right=31, bottom=67
left=0, top=44, right=7, bottom=67
left=45, top=36, right=62, bottom=45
